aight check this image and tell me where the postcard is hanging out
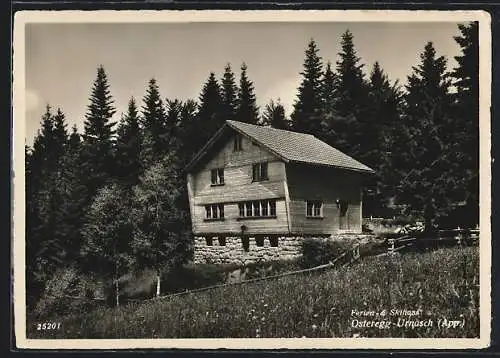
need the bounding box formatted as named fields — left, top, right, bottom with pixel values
left=12, top=9, right=492, bottom=350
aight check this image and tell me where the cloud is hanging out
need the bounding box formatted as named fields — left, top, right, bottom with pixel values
left=26, top=89, right=40, bottom=112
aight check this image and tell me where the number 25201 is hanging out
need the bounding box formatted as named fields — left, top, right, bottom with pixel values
left=36, top=322, right=61, bottom=330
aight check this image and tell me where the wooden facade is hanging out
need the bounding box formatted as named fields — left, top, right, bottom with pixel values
left=186, top=126, right=370, bottom=236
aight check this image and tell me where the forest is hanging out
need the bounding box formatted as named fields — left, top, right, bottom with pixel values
left=25, top=23, right=479, bottom=308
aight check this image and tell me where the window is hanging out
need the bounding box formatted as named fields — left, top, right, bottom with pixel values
left=233, top=135, right=243, bottom=152
left=252, top=162, right=269, bottom=182
left=245, top=202, right=253, bottom=217
left=238, top=199, right=277, bottom=218
left=255, top=236, right=264, bottom=247
left=206, top=237, right=213, bottom=246
left=306, top=200, right=323, bottom=218
left=205, top=204, right=225, bottom=220
left=253, top=201, right=260, bottom=216
left=218, top=237, right=226, bottom=246
left=210, top=168, right=224, bottom=186
left=261, top=200, right=269, bottom=216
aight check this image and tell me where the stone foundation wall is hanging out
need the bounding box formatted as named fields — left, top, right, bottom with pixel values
left=193, top=236, right=303, bottom=266
left=193, top=234, right=376, bottom=266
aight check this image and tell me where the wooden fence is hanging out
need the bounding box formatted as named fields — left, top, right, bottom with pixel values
left=43, top=228, right=479, bottom=304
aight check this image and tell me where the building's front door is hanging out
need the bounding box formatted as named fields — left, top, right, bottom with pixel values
left=338, top=200, right=349, bottom=230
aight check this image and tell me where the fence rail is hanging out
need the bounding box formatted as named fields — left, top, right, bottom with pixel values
left=42, top=228, right=479, bottom=305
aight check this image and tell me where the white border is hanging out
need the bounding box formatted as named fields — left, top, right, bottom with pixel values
left=13, top=9, right=492, bottom=350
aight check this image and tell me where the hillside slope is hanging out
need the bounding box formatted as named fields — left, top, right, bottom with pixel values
left=28, top=246, right=479, bottom=339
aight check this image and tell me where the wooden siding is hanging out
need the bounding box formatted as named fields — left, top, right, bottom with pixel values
left=190, top=133, right=290, bottom=235
left=192, top=199, right=289, bottom=235
left=285, top=163, right=363, bottom=234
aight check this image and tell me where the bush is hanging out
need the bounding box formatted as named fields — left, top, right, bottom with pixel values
left=27, top=246, right=480, bottom=339
left=32, top=266, right=107, bottom=318
left=242, top=259, right=302, bottom=280
left=300, top=238, right=351, bottom=268
left=161, top=264, right=230, bottom=293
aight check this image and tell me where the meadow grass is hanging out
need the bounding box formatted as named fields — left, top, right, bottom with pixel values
left=27, top=245, right=479, bottom=339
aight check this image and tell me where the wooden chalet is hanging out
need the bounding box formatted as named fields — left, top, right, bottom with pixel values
left=185, top=120, right=375, bottom=237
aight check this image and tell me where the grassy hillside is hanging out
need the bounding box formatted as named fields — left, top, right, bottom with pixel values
left=28, top=246, right=479, bottom=339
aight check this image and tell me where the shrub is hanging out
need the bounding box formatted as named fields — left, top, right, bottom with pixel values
left=300, top=238, right=351, bottom=268
left=242, top=259, right=302, bottom=280
left=27, top=246, right=479, bottom=339
left=161, top=264, right=230, bottom=293
left=32, top=266, right=106, bottom=318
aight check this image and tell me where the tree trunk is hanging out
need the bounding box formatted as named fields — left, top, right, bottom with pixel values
left=156, top=271, right=161, bottom=297
left=115, top=279, right=119, bottom=307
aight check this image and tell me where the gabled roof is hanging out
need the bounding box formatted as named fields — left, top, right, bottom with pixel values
left=185, top=120, right=375, bottom=174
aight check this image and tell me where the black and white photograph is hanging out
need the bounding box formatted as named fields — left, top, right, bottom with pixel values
left=13, top=10, right=491, bottom=350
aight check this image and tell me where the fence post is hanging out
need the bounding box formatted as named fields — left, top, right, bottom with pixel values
left=352, top=245, right=360, bottom=260
left=388, top=239, right=395, bottom=255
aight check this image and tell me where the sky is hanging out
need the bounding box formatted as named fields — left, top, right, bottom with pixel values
left=25, top=21, right=464, bottom=145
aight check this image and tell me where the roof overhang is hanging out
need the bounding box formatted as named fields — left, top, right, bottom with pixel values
left=185, top=121, right=376, bottom=175
left=185, top=121, right=291, bottom=173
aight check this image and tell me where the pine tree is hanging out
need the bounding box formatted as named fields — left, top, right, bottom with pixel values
left=236, top=63, right=259, bottom=125
left=140, top=78, right=167, bottom=166
left=80, top=65, right=117, bottom=200
left=318, top=61, right=352, bottom=150
left=26, top=141, right=44, bottom=304
left=322, top=61, right=337, bottom=115
left=54, top=125, right=88, bottom=263
left=364, top=62, right=403, bottom=216
left=451, top=22, right=479, bottom=227
left=291, top=39, right=324, bottom=136
left=261, top=99, right=289, bottom=130
left=221, top=63, right=238, bottom=121
left=131, top=154, right=192, bottom=297
left=115, top=97, right=142, bottom=187
left=194, top=72, right=223, bottom=153
left=397, top=42, right=456, bottom=230
left=333, top=30, right=371, bottom=160
left=51, top=108, right=69, bottom=163
left=177, top=99, right=199, bottom=165
left=26, top=106, right=71, bottom=288
left=165, top=98, right=184, bottom=153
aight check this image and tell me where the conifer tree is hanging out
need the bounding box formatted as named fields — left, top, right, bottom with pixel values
left=318, top=61, right=351, bottom=150
left=364, top=62, right=402, bottom=216
left=321, top=61, right=337, bottom=115
left=261, top=99, right=289, bottom=130
left=26, top=106, right=71, bottom=287
left=115, top=98, right=142, bottom=188
left=51, top=108, right=69, bottom=163
left=177, top=99, right=199, bottom=165
left=165, top=98, right=184, bottom=152
left=221, top=63, right=238, bottom=121
left=396, top=42, right=456, bottom=230
left=291, top=39, right=324, bottom=136
left=194, top=72, right=223, bottom=153
left=333, top=30, right=371, bottom=160
left=140, top=78, right=167, bottom=166
left=451, top=21, right=479, bottom=226
left=54, top=125, right=88, bottom=263
left=236, top=63, right=259, bottom=125
left=80, top=65, right=117, bottom=200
